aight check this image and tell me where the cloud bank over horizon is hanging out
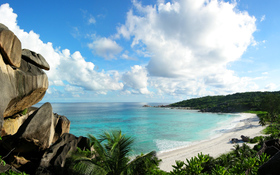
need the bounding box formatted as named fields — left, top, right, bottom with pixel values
left=0, top=1, right=269, bottom=102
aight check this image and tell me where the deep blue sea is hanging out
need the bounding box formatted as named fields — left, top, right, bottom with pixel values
left=35, top=102, right=243, bottom=155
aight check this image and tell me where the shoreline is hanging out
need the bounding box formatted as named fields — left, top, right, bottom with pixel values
left=157, top=113, right=266, bottom=172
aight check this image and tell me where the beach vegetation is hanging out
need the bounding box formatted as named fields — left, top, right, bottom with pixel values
left=170, top=153, right=212, bottom=175
left=67, top=130, right=161, bottom=175
left=262, top=123, right=280, bottom=136
left=249, top=135, right=264, bottom=144
left=169, top=144, right=269, bottom=175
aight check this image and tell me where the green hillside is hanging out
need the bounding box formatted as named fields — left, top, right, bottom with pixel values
left=170, top=91, right=280, bottom=113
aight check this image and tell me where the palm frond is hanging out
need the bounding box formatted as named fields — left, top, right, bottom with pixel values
left=70, top=159, right=107, bottom=175
left=125, top=151, right=159, bottom=174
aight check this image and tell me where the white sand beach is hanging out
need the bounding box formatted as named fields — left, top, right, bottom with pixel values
left=158, top=113, right=266, bottom=172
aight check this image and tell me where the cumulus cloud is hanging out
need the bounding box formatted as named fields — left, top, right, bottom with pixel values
left=122, top=65, right=150, bottom=94
left=0, top=1, right=262, bottom=100
left=88, top=37, right=123, bottom=60
left=0, top=3, right=123, bottom=96
left=58, top=49, right=124, bottom=92
left=118, top=0, right=258, bottom=95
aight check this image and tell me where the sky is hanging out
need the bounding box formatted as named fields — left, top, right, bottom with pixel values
left=0, top=0, right=279, bottom=103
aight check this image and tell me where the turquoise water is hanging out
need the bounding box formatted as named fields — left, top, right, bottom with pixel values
left=36, top=102, right=242, bottom=155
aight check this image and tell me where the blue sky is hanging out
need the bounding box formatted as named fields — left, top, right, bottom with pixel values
left=0, top=0, right=279, bottom=103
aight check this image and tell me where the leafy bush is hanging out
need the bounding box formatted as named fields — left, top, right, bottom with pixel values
left=170, top=153, right=212, bottom=175
left=21, top=108, right=28, bottom=115
left=169, top=144, right=270, bottom=175
left=249, top=136, right=264, bottom=144
left=67, top=130, right=161, bottom=175
left=262, top=123, right=280, bottom=136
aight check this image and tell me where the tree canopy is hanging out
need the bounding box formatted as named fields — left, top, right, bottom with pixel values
left=170, top=91, right=280, bottom=113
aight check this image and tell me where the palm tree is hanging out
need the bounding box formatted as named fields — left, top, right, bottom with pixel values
left=68, top=130, right=160, bottom=175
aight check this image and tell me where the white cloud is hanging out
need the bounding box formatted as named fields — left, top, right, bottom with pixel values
left=58, top=49, right=124, bottom=92
left=121, top=51, right=137, bottom=60
left=260, top=15, right=265, bottom=22
left=0, top=2, right=263, bottom=100
left=118, top=0, right=258, bottom=95
left=88, top=37, right=123, bottom=60
left=0, top=3, right=124, bottom=96
left=88, top=15, right=96, bottom=24
left=122, top=65, right=150, bottom=94
left=64, top=85, right=83, bottom=92
left=265, top=83, right=277, bottom=91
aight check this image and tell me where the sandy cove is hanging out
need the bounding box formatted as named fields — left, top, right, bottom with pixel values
left=158, top=113, right=266, bottom=172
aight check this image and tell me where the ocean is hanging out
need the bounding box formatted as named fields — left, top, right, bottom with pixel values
left=35, top=102, right=244, bottom=155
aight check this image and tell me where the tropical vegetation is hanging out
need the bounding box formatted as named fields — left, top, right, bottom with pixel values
left=1, top=91, right=280, bottom=174
left=170, top=91, right=280, bottom=113
left=66, top=130, right=163, bottom=175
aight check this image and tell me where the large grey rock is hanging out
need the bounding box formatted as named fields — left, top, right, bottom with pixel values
left=22, top=49, right=50, bottom=70
left=2, top=113, right=29, bottom=136
left=0, top=53, right=48, bottom=134
left=53, top=114, right=71, bottom=144
left=2, top=107, right=37, bottom=136
left=257, top=139, right=280, bottom=158
left=0, top=23, right=9, bottom=30
left=258, top=150, right=280, bottom=175
left=37, top=133, right=90, bottom=175
left=0, top=23, right=21, bottom=68
left=0, top=24, right=49, bottom=133
left=19, top=102, right=55, bottom=150
left=2, top=103, right=55, bottom=152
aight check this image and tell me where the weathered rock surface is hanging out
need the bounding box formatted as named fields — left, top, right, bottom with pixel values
left=257, top=139, right=280, bottom=158
left=2, top=107, right=37, bottom=136
left=0, top=23, right=75, bottom=175
left=18, top=102, right=55, bottom=150
left=0, top=24, right=21, bottom=68
left=0, top=53, right=48, bottom=133
left=36, top=133, right=90, bottom=175
left=2, top=103, right=55, bottom=152
left=3, top=114, right=29, bottom=136
left=53, top=114, right=70, bottom=144
left=22, top=49, right=50, bottom=70
left=0, top=23, right=49, bottom=134
left=0, top=23, right=9, bottom=30
left=258, top=150, right=280, bottom=175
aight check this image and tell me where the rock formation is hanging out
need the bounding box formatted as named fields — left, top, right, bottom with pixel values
left=258, top=150, right=280, bottom=175
left=0, top=24, right=48, bottom=134
left=36, top=133, right=91, bottom=175
left=0, top=23, right=83, bottom=175
left=22, top=49, right=50, bottom=70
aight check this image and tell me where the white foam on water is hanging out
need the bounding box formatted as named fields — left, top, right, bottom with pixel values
left=154, top=139, right=191, bottom=153
left=213, top=113, right=253, bottom=134
left=155, top=113, right=256, bottom=154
